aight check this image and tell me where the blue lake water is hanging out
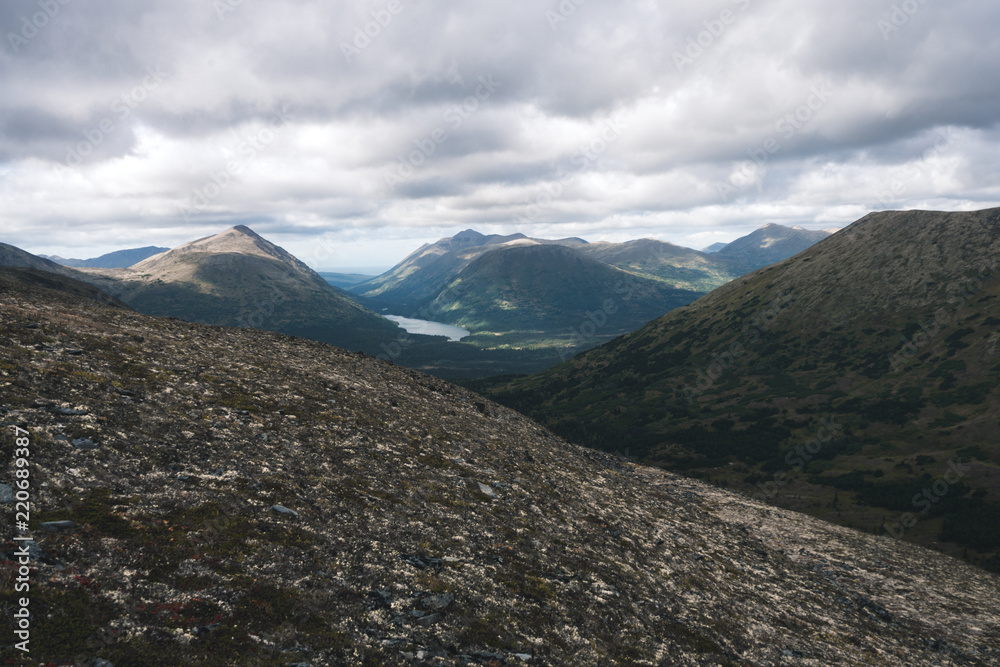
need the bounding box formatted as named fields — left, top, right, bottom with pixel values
left=386, top=315, right=470, bottom=342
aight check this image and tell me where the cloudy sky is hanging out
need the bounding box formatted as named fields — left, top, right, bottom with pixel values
left=2, top=0, right=999, bottom=271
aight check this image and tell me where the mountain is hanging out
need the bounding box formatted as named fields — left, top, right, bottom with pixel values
left=484, top=208, right=1000, bottom=569
left=350, top=229, right=587, bottom=310
left=0, top=266, right=129, bottom=309
left=429, top=243, right=702, bottom=342
left=714, top=223, right=833, bottom=272
left=577, top=238, right=742, bottom=292
left=81, top=225, right=404, bottom=353
left=702, top=242, right=728, bottom=253
left=2, top=275, right=998, bottom=665
left=0, top=242, right=89, bottom=279
left=42, top=246, right=170, bottom=268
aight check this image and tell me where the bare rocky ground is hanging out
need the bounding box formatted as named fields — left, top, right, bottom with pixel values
left=1, top=268, right=998, bottom=666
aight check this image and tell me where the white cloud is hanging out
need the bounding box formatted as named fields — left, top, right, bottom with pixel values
left=1, top=0, right=999, bottom=266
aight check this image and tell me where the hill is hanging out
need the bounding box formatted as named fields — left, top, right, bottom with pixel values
left=714, top=223, right=833, bottom=272
left=429, top=244, right=702, bottom=343
left=80, top=226, right=405, bottom=353
left=484, top=208, right=1000, bottom=569
left=43, top=246, right=170, bottom=268
left=1, top=271, right=998, bottom=665
left=0, top=242, right=89, bottom=280
left=0, top=267, right=129, bottom=309
left=577, top=238, right=741, bottom=292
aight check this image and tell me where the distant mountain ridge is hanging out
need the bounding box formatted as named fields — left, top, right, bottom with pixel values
left=577, top=238, right=742, bottom=292
left=714, top=223, right=833, bottom=272
left=42, top=246, right=169, bottom=268
left=0, top=226, right=405, bottom=354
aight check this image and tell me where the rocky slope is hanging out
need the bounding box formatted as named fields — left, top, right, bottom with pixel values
left=484, top=208, right=1000, bottom=568
left=1, top=258, right=999, bottom=665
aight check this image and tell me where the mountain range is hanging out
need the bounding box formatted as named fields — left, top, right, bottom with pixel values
left=424, top=243, right=701, bottom=339
left=86, top=226, right=405, bottom=353
left=41, top=246, right=169, bottom=269
left=2, top=222, right=836, bottom=377
left=483, top=207, right=1000, bottom=569
left=348, top=224, right=831, bottom=364
left=1, top=266, right=997, bottom=665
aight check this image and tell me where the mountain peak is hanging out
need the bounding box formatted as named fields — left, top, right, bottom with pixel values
left=453, top=229, right=486, bottom=240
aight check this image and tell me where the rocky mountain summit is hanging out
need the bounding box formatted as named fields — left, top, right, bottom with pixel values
left=1, top=268, right=999, bottom=665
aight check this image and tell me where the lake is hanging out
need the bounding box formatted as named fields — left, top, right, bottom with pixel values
left=386, top=315, right=470, bottom=342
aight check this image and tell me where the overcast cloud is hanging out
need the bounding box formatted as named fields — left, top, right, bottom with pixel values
left=1, top=0, right=999, bottom=269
